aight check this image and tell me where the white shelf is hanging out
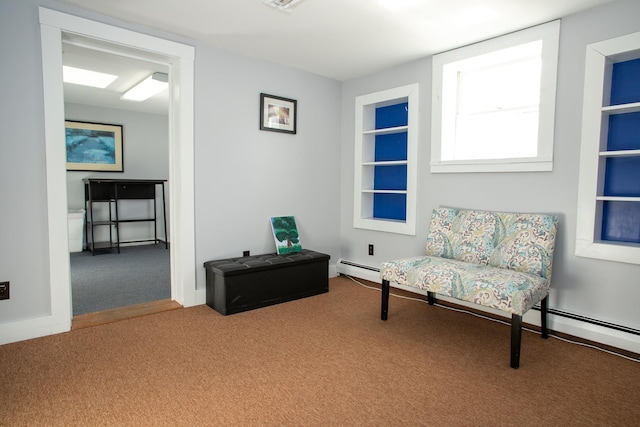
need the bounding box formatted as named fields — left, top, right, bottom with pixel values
left=599, top=149, right=640, bottom=157
left=596, top=196, right=640, bottom=202
left=362, top=125, right=409, bottom=135
left=362, top=160, right=408, bottom=166
left=602, top=102, right=640, bottom=115
left=361, top=189, right=407, bottom=194
left=357, top=216, right=407, bottom=224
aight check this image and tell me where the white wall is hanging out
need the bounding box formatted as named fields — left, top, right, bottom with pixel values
left=65, top=103, right=169, bottom=243
left=193, top=47, right=342, bottom=290
left=2, top=0, right=639, bottom=353
left=0, top=0, right=342, bottom=329
left=1, top=0, right=53, bottom=322
left=339, top=0, right=640, bottom=351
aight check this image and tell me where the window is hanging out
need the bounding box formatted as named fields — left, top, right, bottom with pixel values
left=431, top=20, right=560, bottom=173
left=575, top=31, right=640, bottom=265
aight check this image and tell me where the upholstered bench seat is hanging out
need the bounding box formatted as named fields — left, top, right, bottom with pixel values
left=380, top=207, right=558, bottom=368
left=204, top=249, right=330, bottom=315
left=381, top=256, right=549, bottom=316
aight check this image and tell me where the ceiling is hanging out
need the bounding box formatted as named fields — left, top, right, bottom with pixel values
left=62, top=41, right=169, bottom=115
left=58, top=0, right=615, bottom=114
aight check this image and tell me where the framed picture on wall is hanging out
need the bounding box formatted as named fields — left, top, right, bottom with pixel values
left=260, top=93, right=297, bottom=134
left=65, top=120, right=124, bottom=172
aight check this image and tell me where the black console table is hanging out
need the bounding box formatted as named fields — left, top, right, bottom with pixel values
left=84, top=178, right=168, bottom=255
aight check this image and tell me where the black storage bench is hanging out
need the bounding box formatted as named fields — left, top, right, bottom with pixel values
left=204, top=249, right=330, bottom=315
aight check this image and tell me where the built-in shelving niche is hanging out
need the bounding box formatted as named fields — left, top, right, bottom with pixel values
left=354, top=84, right=418, bottom=235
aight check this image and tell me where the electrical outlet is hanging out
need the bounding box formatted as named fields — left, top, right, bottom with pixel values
left=0, top=281, right=9, bottom=300
left=243, top=250, right=250, bottom=257
left=368, top=244, right=374, bottom=256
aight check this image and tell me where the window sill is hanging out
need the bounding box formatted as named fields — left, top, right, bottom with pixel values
left=430, top=157, right=552, bottom=173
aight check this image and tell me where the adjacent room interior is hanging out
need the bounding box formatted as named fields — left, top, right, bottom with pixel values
left=62, top=42, right=171, bottom=317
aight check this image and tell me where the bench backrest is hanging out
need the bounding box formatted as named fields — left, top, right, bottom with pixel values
left=425, top=207, right=558, bottom=280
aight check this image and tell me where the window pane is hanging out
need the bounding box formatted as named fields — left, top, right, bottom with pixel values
left=458, top=57, right=542, bottom=114
left=431, top=21, right=558, bottom=172
left=454, top=110, right=539, bottom=160
left=452, top=44, right=542, bottom=161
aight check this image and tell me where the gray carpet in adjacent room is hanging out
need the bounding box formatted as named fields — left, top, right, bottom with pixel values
left=70, top=244, right=170, bottom=316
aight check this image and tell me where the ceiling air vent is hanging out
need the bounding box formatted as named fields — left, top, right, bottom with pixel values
left=263, top=0, right=305, bottom=12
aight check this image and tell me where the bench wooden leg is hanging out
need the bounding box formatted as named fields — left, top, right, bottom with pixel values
left=381, top=279, right=390, bottom=321
left=510, top=314, right=522, bottom=369
left=427, top=291, right=436, bottom=305
left=541, top=296, right=549, bottom=339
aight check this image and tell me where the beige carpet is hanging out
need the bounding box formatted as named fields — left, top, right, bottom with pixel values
left=1, top=276, right=638, bottom=426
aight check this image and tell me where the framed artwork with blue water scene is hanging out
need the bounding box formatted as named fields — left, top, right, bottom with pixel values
left=65, top=120, right=123, bottom=171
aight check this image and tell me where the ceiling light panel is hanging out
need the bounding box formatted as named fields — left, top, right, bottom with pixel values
left=62, top=65, right=118, bottom=88
left=121, top=72, right=168, bottom=102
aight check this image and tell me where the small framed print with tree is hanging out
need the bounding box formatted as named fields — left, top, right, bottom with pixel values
left=270, top=216, right=302, bottom=254
left=260, top=93, right=297, bottom=134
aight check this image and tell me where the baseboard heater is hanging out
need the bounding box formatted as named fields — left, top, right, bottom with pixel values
left=336, top=258, right=640, bottom=337
left=338, top=259, right=380, bottom=272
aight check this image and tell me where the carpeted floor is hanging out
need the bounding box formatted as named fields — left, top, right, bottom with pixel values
left=1, top=276, right=639, bottom=426
left=70, top=244, right=170, bottom=315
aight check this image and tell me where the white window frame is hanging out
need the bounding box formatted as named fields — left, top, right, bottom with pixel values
left=431, top=20, right=560, bottom=173
left=575, top=31, right=640, bottom=265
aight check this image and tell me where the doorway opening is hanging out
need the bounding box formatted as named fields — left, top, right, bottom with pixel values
left=40, top=7, right=197, bottom=333
left=62, top=41, right=171, bottom=317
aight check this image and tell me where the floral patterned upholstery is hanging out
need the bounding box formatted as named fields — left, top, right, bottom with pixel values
left=381, top=208, right=558, bottom=315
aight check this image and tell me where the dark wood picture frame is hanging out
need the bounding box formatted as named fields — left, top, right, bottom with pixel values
left=260, top=93, right=297, bottom=134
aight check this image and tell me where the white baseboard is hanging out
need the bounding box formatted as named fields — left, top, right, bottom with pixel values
left=548, top=315, right=640, bottom=354
left=329, top=263, right=338, bottom=279
left=336, top=258, right=381, bottom=283
left=195, top=287, right=206, bottom=305
left=0, top=314, right=70, bottom=346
